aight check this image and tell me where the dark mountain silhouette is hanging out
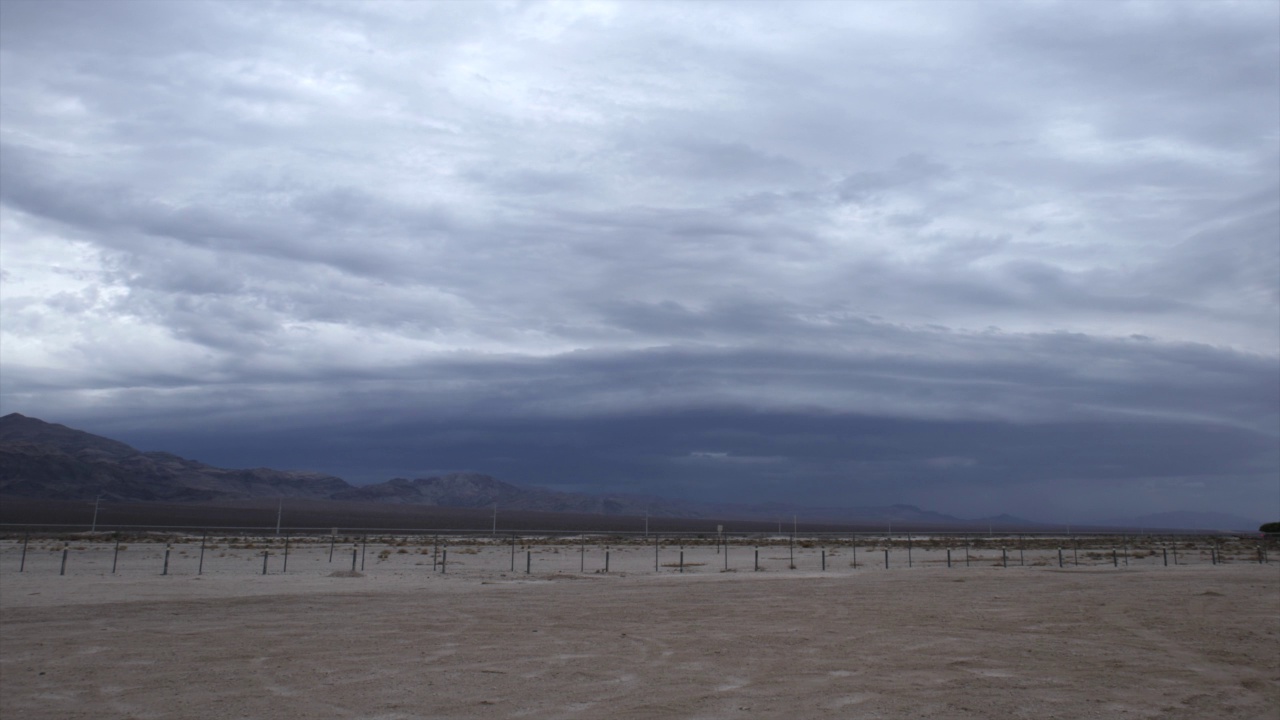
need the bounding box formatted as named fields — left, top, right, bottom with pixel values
left=0, top=413, right=971, bottom=524
left=0, top=413, right=348, bottom=502
left=8, top=413, right=1238, bottom=531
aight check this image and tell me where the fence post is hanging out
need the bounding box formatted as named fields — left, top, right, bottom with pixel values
left=60, top=547, right=68, bottom=576
left=581, top=540, right=585, bottom=573
left=947, top=548, right=952, bottom=568
left=19, top=532, right=28, bottom=572
left=907, top=534, right=913, bottom=568
left=1002, top=548, right=1007, bottom=568
left=442, top=548, right=447, bottom=573
left=884, top=548, right=889, bottom=569
left=510, top=534, right=516, bottom=572
left=679, top=550, right=684, bottom=573
left=162, top=545, right=170, bottom=575
left=283, top=536, right=289, bottom=573
left=262, top=550, right=269, bottom=575
left=361, top=536, right=367, bottom=572
left=526, top=551, right=531, bottom=574
left=605, top=550, right=610, bottom=573
left=113, top=537, right=120, bottom=574
left=723, top=541, right=728, bottom=571
left=822, top=550, right=826, bottom=572
left=852, top=542, right=857, bottom=570
left=654, top=536, right=659, bottom=572
left=329, top=532, right=335, bottom=563
left=198, top=533, right=206, bottom=575
left=1058, top=547, right=1063, bottom=568
left=1112, top=549, right=1118, bottom=567
left=965, top=543, right=970, bottom=567
left=1163, top=547, right=1168, bottom=567
left=754, top=548, right=759, bottom=571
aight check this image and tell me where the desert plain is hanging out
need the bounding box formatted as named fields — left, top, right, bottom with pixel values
left=1, top=536, right=1277, bottom=719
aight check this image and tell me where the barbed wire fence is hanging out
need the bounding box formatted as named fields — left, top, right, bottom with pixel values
left=3, top=525, right=1274, bottom=578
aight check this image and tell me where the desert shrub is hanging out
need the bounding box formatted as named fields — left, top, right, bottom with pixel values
left=1261, top=522, right=1280, bottom=533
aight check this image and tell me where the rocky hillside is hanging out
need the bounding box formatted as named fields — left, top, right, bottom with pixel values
left=0, top=413, right=349, bottom=502
left=0, top=414, right=690, bottom=516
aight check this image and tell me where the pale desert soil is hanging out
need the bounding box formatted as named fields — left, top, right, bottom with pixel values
left=1, top=540, right=1277, bottom=720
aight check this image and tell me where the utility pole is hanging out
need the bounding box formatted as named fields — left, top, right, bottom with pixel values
left=275, top=497, right=283, bottom=536
left=92, top=494, right=102, bottom=532
left=491, top=502, right=497, bottom=536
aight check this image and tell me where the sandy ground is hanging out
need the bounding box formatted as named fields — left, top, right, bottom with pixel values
left=1, top=538, right=1277, bottom=719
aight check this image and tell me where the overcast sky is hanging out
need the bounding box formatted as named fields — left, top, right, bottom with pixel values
left=2, top=0, right=1277, bottom=522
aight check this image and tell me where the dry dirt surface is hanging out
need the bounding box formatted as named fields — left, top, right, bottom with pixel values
left=1, top=546, right=1277, bottom=720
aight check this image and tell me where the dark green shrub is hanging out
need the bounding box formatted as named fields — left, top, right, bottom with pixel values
left=1260, top=522, right=1280, bottom=533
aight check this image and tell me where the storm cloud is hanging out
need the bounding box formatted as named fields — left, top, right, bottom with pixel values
left=2, top=1, right=1276, bottom=522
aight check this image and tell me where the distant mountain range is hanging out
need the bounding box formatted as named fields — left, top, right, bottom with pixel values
left=0, top=413, right=1264, bottom=531
left=1093, top=511, right=1267, bottom=533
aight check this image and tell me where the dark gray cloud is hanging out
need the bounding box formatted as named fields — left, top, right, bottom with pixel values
left=2, top=1, right=1276, bottom=522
